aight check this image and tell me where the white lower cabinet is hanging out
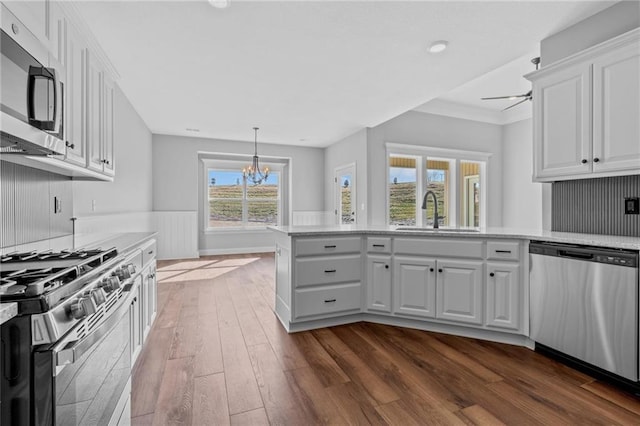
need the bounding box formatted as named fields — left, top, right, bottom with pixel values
left=485, top=262, right=520, bottom=330
left=366, top=255, right=392, bottom=313
left=278, top=233, right=525, bottom=338
left=436, top=260, right=484, bottom=325
left=393, top=256, right=436, bottom=318
left=129, top=276, right=142, bottom=367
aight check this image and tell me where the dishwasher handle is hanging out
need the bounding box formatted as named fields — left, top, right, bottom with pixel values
left=558, top=250, right=594, bottom=261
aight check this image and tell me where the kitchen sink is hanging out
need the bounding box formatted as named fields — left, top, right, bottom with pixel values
left=395, top=227, right=480, bottom=233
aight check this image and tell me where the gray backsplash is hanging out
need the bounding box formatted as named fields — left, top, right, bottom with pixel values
left=552, top=175, right=640, bottom=237
left=0, top=162, right=73, bottom=248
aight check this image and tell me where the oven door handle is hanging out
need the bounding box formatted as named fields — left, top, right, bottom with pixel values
left=53, top=289, right=135, bottom=366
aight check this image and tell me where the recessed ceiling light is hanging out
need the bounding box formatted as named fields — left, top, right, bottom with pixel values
left=208, top=0, right=229, bottom=9
left=428, top=40, right=448, bottom=53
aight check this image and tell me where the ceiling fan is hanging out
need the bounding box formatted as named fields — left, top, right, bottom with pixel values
left=481, top=57, right=540, bottom=111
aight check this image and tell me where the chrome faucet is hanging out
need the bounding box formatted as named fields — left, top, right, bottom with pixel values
left=421, top=190, right=439, bottom=228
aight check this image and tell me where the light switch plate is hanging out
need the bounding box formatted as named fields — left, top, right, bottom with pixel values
left=624, top=197, right=639, bottom=215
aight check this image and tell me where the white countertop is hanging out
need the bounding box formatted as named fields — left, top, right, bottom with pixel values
left=0, top=232, right=157, bottom=256
left=269, top=225, right=640, bottom=250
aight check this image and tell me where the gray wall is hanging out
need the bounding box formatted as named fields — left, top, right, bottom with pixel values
left=152, top=133, right=324, bottom=253
left=324, top=128, right=368, bottom=225
left=73, top=85, right=153, bottom=215
left=541, top=1, right=640, bottom=66
left=366, top=111, right=504, bottom=227
left=501, top=118, right=544, bottom=230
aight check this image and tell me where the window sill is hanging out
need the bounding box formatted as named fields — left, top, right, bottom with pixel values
left=204, top=227, right=274, bottom=234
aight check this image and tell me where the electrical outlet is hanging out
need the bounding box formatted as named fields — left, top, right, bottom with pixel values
left=624, top=197, right=639, bottom=215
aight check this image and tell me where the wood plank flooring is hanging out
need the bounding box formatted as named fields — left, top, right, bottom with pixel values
left=131, top=253, right=640, bottom=425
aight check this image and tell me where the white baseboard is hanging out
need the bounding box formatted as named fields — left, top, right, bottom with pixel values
left=199, top=246, right=275, bottom=256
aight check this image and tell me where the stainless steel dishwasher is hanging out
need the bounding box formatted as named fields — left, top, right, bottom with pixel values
left=530, top=241, right=639, bottom=382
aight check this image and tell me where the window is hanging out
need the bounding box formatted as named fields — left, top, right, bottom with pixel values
left=204, top=157, right=286, bottom=230
left=387, top=144, right=488, bottom=228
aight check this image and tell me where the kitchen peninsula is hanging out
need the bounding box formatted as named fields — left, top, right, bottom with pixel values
left=270, top=225, right=640, bottom=349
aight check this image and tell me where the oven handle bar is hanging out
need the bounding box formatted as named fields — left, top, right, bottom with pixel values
left=53, top=286, right=136, bottom=366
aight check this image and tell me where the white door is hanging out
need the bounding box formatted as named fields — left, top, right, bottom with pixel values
left=335, top=164, right=356, bottom=224
left=485, top=262, right=520, bottom=330
left=366, top=255, right=392, bottom=313
left=532, top=62, right=591, bottom=180
left=393, top=256, right=436, bottom=318
left=592, top=40, right=640, bottom=173
left=436, top=259, right=483, bottom=325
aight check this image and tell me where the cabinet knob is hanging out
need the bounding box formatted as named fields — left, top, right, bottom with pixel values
left=489, top=272, right=495, bottom=277
left=438, top=268, right=443, bottom=273
left=430, top=268, right=434, bottom=272
left=581, top=159, right=587, bottom=164
left=593, top=158, right=600, bottom=163
left=66, top=141, right=75, bottom=149
left=102, top=159, right=111, bottom=165
left=385, top=265, right=389, bottom=269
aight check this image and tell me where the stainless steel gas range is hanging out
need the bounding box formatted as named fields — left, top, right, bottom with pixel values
left=0, top=247, right=140, bottom=425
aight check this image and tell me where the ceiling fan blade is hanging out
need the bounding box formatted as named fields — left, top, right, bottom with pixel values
left=502, top=97, right=530, bottom=111
left=481, top=93, right=529, bottom=100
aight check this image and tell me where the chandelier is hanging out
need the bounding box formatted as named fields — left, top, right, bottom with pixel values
left=242, top=127, right=269, bottom=185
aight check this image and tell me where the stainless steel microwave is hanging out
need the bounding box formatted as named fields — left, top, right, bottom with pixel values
left=0, top=4, right=66, bottom=156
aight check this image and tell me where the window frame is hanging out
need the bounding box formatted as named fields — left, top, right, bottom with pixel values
left=385, top=143, right=490, bottom=228
left=202, top=157, right=285, bottom=232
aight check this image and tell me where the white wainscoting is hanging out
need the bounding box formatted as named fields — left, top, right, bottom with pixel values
left=74, top=211, right=198, bottom=260
left=292, top=211, right=333, bottom=226
left=152, top=211, right=198, bottom=260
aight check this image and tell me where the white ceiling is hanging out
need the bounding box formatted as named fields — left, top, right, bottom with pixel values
left=74, top=0, right=616, bottom=147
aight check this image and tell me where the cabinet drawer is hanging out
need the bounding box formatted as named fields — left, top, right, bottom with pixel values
left=294, top=283, right=361, bottom=319
left=295, top=255, right=361, bottom=287
left=141, top=239, right=157, bottom=266
left=367, top=237, right=391, bottom=254
left=487, top=241, right=520, bottom=261
left=394, top=238, right=483, bottom=258
left=295, top=237, right=361, bottom=256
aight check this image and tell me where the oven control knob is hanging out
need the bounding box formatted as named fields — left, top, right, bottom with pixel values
left=101, top=276, right=121, bottom=293
left=69, top=296, right=97, bottom=320
left=125, top=263, right=136, bottom=275
left=91, top=288, right=106, bottom=306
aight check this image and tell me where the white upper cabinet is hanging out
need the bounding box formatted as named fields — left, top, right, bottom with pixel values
left=527, top=29, right=640, bottom=182
left=592, top=40, right=640, bottom=174
left=531, top=63, right=591, bottom=179
left=3, top=1, right=48, bottom=47
left=64, top=18, right=88, bottom=166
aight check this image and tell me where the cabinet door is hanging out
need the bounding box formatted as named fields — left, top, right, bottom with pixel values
left=87, top=52, right=104, bottom=172
left=592, top=40, right=640, bottom=174
left=64, top=20, right=88, bottom=166
left=130, top=278, right=142, bottom=367
left=485, top=262, right=520, bottom=330
left=532, top=63, right=591, bottom=180
left=141, top=268, right=150, bottom=341
left=148, top=263, right=157, bottom=325
left=102, top=75, right=115, bottom=175
left=393, top=256, right=436, bottom=318
left=48, top=2, right=64, bottom=65
left=436, top=260, right=483, bottom=324
left=366, top=255, right=391, bottom=313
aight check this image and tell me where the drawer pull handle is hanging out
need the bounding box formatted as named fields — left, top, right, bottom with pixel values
left=324, top=299, right=337, bottom=303
left=148, top=250, right=154, bottom=255
left=324, top=269, right=337, bottom=273
left=495, top=250, right=512, bottom=254
left=372, top=244, right=385, bottom=248
left=324, top=245, right=337, bottom=249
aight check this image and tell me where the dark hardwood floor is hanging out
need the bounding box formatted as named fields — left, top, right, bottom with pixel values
left=131, top=253, right=640, bottom=425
